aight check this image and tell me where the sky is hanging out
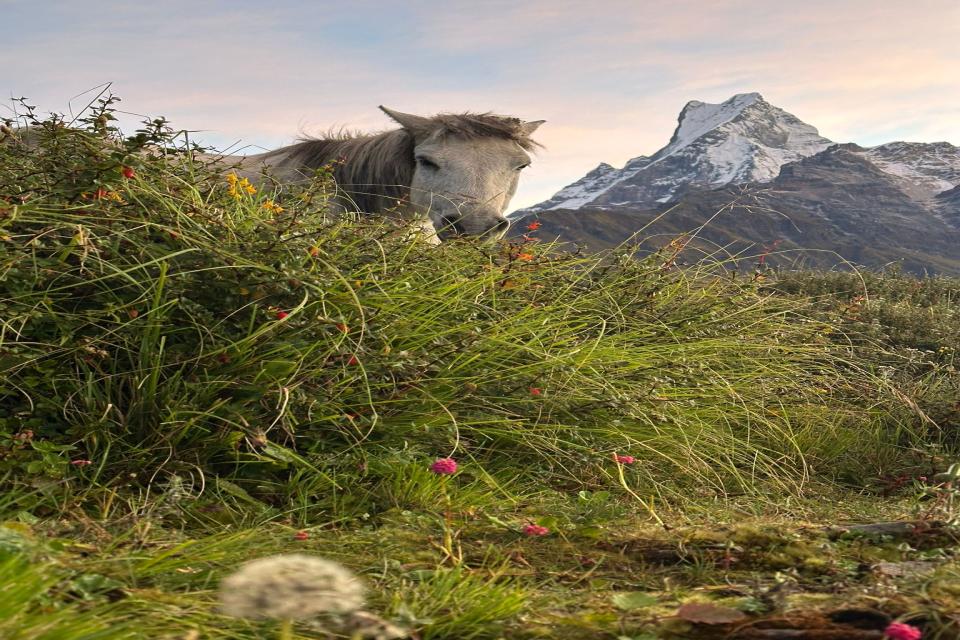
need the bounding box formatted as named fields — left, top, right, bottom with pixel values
left=3, top=0, right=959, bottom=211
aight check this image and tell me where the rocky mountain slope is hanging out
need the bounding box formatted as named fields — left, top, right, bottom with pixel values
left=515, top=93, right=960, bottom=274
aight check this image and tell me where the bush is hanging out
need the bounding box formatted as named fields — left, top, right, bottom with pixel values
left=0, top=103, right=929, bottom=513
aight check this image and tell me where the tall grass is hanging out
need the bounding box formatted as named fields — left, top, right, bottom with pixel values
left=0, top=104, right=928, bottom=520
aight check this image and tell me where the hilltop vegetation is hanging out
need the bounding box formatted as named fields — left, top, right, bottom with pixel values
left=1, top=102, right=958, bottom=639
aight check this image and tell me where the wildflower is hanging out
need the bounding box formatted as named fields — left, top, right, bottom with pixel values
left=121, top=166, right=135, bottom=179
left=517, top=252, right=534, bottom=262
left=614, top=454, right=636, bottom=465
left=430, top=458, right=458, bottom=475
left=70, top=459, right=92, bottom=466
left=346, top=354, right=359, bottom=366
left=884, top=622, right=922, bottom=640
left=263, top=200, right=284, bottom=214
left=308, top=246, right=320, bottom=257
left=529, top=387, right=542, bottom=396
left=293, top=530, right=309, bottom=541
left=226, top=173, right=257, bottom=199
left=522, top=523, right=550, bottom=537
left=335, top=322, right=349, bottom=333
left=275, top=311, right=289, bottom=320
left=525, top=220, right=542, bottom=232
left=219, top=554, right=365, bottom=620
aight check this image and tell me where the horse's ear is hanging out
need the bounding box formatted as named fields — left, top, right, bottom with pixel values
left=379, top=106, right=433, bottom=137
left=520, top=120, right=545, bottom=137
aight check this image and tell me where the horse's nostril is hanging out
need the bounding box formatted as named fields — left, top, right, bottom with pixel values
left=485, top=219, right=510, bottom=237
left=439, top=215, right=462, bottom=235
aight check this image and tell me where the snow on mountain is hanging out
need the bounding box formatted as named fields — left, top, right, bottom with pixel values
left=519, top=93, right=833, bottom=213
left=861, top=142, right=960, bottom=200
left=666, top=92, right=764, bottom=153
left=524, top=162, right=624, bottom=211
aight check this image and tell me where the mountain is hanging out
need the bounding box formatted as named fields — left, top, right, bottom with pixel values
left=524, top=93, right=833, bottom=212
left=515, top=93, right=960, bottom=274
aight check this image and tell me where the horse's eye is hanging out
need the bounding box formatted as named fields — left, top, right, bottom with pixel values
left=515, top=163, right=530, bottom=171
left=416, top=156, right=440, bottom=170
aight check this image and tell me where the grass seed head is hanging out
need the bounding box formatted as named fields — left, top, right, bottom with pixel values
left=219, top=554, right=365, bottom=620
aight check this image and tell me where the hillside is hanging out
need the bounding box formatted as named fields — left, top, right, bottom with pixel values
left=2, top=106, right=959, bottom=640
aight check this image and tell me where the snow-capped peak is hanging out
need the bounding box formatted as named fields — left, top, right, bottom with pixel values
left=666, top=92, right=763, bottom=153
left=519, top=92, right=833, bottom=213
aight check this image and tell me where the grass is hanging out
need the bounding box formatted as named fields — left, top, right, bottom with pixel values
left=1, top=98, right=959, bottom=638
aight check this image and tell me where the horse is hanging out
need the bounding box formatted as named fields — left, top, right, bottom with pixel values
left=229, top=107, right=544, bottom=242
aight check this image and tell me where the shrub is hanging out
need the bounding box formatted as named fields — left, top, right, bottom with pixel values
left=0, top=102, right=927, bottom=511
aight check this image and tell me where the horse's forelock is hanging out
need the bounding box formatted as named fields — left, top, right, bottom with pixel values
left=427, top=112, right=542, bottom=150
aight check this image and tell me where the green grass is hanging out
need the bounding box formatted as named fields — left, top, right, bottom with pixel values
left=1, top=99, right=959, bottom=639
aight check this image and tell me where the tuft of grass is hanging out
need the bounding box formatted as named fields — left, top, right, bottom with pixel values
left=385, top=564, right=530, bottom=639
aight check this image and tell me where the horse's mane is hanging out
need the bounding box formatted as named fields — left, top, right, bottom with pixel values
left=268, top=112, right=540, bottom=214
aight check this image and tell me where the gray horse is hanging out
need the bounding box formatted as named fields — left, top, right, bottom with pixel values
left=232, top=107, right=544, bottom=242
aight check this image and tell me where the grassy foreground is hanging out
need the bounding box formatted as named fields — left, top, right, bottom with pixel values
left=2, top=104, right=959, bottom=639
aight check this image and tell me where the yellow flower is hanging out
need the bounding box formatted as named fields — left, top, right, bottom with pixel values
left=263, top=200, right=284, bottom=214
left=226, top=173, right=256, bottom=199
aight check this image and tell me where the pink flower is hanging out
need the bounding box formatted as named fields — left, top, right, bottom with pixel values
left=522, top=523, right=550, bottom=537
left=430, top=458, right=458, bottom=475
left=529, top=387, right=542, bottom=396
left=614, top=454, right=636, bottom=465
left=884, top=622, right=922, bottom=640
left=70, top=459, right=92, bottom=466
